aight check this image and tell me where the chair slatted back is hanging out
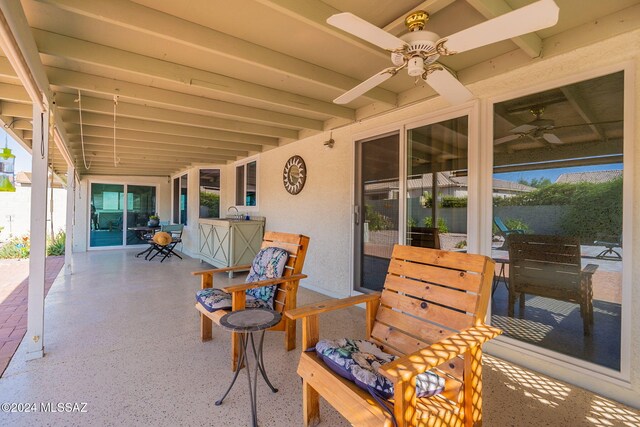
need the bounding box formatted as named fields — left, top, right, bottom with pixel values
left=508, top=234, right=582, bottom=291
left=161, top=224, right=184, bottom=239
left=260, top=231, right=310, bottom=315
left=407, top=227, right=440, bottom=249
left=370, top=245, right=494, bottom=400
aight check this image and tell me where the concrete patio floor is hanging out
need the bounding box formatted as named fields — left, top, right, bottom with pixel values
left=0, top=249, right=638, bottom=426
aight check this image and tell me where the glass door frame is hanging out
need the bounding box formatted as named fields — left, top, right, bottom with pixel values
left=481, top=63, right=634, bottom=389
left=87, top=180, right=158, bottom=250
left=351, top=103, right=480, bottom=294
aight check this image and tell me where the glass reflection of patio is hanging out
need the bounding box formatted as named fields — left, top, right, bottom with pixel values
left=491, top=243, right=622, bottom=370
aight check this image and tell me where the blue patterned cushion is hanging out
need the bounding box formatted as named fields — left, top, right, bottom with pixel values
left=244, top=247, right=289, bottom=308
left=315, top=338, right=445, bottom=399
left=196, top=288, right=269, bottom=312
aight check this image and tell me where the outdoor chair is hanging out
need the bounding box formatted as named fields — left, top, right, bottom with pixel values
left=193, top=231, right=309, bottom=371
left=406, top=227, right=440, bottom=249
left=494, top=217, right=526, bottom=249
left=286, top=245, right=501, bottom=427
left=594, top=234, right=622, bottom=260
left=507, top=234, right=598, bottom=335
left=146, top=224, right=184, bottom=262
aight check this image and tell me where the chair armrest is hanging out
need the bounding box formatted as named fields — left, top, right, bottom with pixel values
left=582, top=264, right=598, bottom=275
left=286, top=293, right=381, bottom=320
left=191, top=265, right=252, bottom=276
left=221, top=274, right=308, bottom=293
left=379, top=324, right=502, bottom=383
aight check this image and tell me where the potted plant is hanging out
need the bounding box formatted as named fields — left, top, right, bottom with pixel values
left=147, top=214, right=160, bottom=227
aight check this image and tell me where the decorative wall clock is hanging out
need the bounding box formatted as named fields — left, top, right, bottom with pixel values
left=283, top=155, right=307, bottom=195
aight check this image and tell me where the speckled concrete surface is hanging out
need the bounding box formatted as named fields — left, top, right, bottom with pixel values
left=0, top=249, right=638, bottom=426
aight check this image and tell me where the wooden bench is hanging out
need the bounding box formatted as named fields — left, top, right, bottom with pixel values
left=287, top=245, right=501, bottom=426
left=194, top=231, right=310, bottom=371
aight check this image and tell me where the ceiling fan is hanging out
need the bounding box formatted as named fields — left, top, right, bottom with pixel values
left=327, top=0, right=559, bottom=105
left=494, top=106, right=623, bottom=145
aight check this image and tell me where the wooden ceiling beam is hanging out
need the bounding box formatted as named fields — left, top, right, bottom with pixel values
left=69, top=146, right=234, bottom=163
left=560, top=86, right=606, bottom=142
left=65, top=124, right=260, bottom=154
left=54, top=93, right=298, bottom=139
left=34, top=0, right=396, bottom=105
left=47, top=67, right=324, bottom=130
left=69, top=136, right=242, bottom=158
left=464, top=0, right=543, bottom=58
left=0, top=101, right=32, bottom=118
left=34, top=29, right=354, bottom=120
left=61, top=111, right=279, bottom=147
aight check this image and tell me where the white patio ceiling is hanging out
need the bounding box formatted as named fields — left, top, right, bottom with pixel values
left=0, top=0, right=638, bottom=178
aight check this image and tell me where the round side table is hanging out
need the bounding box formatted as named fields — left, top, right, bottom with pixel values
left=216, top=308, right=281, bottom=427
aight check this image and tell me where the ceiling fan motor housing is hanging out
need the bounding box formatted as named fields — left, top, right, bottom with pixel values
left=391, top=30, right=441, bottom=72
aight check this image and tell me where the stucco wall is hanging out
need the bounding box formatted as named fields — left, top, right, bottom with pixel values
left=0, top=186, right=67, bottom=241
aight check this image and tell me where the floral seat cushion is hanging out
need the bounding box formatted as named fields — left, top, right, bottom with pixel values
left=315, top=338, right=445, bottom=400
left=196, top=288, right=270, bottom=312
left=195, top=246, right=289, bottom=312
left=244, top=247, right=289, bottom=308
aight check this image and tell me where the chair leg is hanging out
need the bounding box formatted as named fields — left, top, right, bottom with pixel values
left=508, top=289, right=516, bottom=317
left=200, top=313, right=212, bottom=341
left=302, top=379, right=321, bottom=427
left=519, top=293, right=526, bottom=317
left=285, top=317, right=296, bottom=351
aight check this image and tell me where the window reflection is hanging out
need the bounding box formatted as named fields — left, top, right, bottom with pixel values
left=491, top=71, right=624, bottom=371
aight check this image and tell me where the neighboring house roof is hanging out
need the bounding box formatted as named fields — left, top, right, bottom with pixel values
left=555, top=170, right=622, bottom=184
left=366, top=172, right=535, bottom=193
left=15, top=171, right=65, bottom=188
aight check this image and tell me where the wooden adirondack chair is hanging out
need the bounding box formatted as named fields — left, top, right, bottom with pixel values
left=287, top=245, right=501, bottom=427
left=507, top=234, right=597, bottom=335
left=194, top=231, right=310, bottom=371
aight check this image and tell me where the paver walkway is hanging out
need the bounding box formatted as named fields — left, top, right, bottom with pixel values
left=0, top=256, right=64, bottom=376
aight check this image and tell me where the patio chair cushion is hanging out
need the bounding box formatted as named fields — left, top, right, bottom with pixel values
left=195, top=288, right=270, bottom=312
left=244, top=247, right=289, bottom=308
left=315, top=338, right=445, bottom=399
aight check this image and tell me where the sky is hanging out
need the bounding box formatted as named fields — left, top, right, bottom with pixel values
left=1, top=128, right=31, bottom=172
left=494, top=163, right=623, bottom=184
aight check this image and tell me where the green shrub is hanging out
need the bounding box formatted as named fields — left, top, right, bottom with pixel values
left=200, top=192, right=220, bottom=217
left=504, top=218, right=531, bottom=233
left=0, top=235, right=30, bottom=259
left=440, top=196, right=468, bottom=208
left=407, top=217, right=417, bottom=228
left=561, top=178, right=622, bottom=240
left=364, top=205, right=393, bottom=231
left=423, top=217, right=449, bottom=233
left=47, top=231, right=66, bottom=256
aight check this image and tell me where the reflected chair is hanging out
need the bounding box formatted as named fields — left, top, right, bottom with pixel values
left=594, top=234, right=622, bottom=260
left=406, top=227, right=440, bottom=249
left=147, top=224, right=184, bottom=262
left=287, top=245, right=501, bottom=427
left=193, top=231, right=310, bottom=371
left=507, top=234, right=598, bottom=335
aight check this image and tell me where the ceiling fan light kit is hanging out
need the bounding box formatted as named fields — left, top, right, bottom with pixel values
left=327, top=0, right=560, bottom=105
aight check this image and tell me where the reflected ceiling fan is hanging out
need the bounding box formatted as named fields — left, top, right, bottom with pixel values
left=494, top=106, right=623, bottom=145
left=327, top=0, right=559, bottom=105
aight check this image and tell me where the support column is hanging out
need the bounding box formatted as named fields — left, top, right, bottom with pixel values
left=26, top=103, right=49, bottom=360
left=64, top=164, right=75, bottom=275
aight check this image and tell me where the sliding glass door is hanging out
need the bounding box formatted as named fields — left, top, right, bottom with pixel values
left=90, top=183, right=125, bottom=248
left=89, top=183, right=157, bottom=249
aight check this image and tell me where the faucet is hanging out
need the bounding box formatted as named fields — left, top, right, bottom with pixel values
left=227, top=206, right=240, bottom=219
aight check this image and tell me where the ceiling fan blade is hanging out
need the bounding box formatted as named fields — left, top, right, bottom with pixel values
left=443, top=0, right=559, bottom=54
left=542, top=133, right=563, bottom=144
left=494, top=134, right=521, bottom=145
left=510, top=124, right=538, bottom=134
left=333, top=69, right=395, bottom=104
left=327, top=13, right=407, bottom=50
left=423, top=67, right=473, bottom=105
